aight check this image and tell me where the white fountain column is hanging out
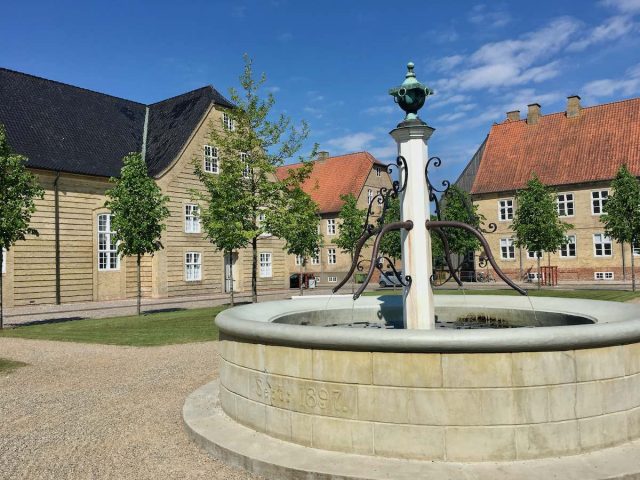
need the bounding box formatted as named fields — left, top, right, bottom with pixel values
left=390, top=123, right=435, bottom=329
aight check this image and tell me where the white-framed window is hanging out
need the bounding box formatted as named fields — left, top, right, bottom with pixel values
left=223, top=112, right=235, bottom=131
left=499, top=199, right=514, bottom=221
left=593, top=233, right=612, bottom=257
left=557, top=193, right=574, bottom=217
left=591, top=190, right=609, bottom=215
left=260, top=252, right=272, bottom=278
left=240, top=152, right=251, bottom=178
left=595, top=271, right=614, bottom=280
left=204, top=145, right=219, bottom=174
left=98, top=214, right=119, bottom=271
left=311, top=250, right=320, bottom=265
left=527, top=250, right=541, bottom=259
left=375, top=166, right=381, bottom=177
left=500, top=238, right=515, bottom=260
left=560, top=235, right=577, bottom=258
left=185, top=252, right=202, bottom=281
left=327, top=248, right=337, bottom=264
left=1, top=248, right=6, bottom=274
left=327, top=219, right=336, bottom=235
left=295, top=255, right=303, bottom=266
left=185, top=204, right=201, bottom=233
left=328, top=276, right=337, bottom=283
left=634, top=241, right=640, bottom=256
left=367, top=188, right=374, bottom=206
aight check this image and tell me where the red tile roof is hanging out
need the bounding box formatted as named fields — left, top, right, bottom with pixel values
left=470, top=97, right=640, bottom=194
left=276, top=151, right=384, bottom=214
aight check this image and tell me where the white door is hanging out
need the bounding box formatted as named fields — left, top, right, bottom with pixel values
left=224, top=253, right=239, bottom=293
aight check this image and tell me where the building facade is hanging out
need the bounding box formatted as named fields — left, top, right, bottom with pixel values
left=0, top=68, right=288, bottom=308
left=276, top=152, right=393, bottom=286
left=457, top=95, right=640, bottom=282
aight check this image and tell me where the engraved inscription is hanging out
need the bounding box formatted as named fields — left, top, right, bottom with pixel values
left=254, top=377, right=352, bottom=415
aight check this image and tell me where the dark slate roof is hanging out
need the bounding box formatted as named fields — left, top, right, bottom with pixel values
left=0, top=67, right=233, bottom=178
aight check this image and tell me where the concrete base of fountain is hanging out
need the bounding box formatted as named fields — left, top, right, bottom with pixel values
left=184, top=295, right=640, bottom=478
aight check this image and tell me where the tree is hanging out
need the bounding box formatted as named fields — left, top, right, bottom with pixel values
left=267, top=182, right=323, bottom=296
left=105, top=152, right=170, bottom=315
left=441, top=186, right=483, bottom=257
left=511, top=175, right=572, bottom=289
left=0, top=124, right=44, bottom=329
left=193, top=148, right=254, bottom=305
left=335, top=194, right=367, bottom=289
left=200, top=54, right=314, bottom=303
left=601, top=164, right=640, bottom=291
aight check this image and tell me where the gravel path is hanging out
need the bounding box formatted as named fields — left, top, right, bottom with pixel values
left=0, top=338, right=260, bottom=480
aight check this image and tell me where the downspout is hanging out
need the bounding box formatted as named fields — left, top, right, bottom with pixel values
left=54, top=171, right=61, bottom=305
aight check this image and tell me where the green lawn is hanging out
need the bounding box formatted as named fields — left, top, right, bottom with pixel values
left=0, top=306, right=225, bottom=346
left=366, top=288, right=640, bottom=302
left=0, top=358, right=26, bottom=374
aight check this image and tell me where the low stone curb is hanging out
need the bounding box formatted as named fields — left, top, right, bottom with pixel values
left=183, top=380, right=640, bottom=480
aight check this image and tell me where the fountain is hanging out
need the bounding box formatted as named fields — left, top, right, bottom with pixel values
left=183, top=64, right=640, bottom=480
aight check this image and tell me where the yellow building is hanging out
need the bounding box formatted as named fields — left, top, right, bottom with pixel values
left=276, top=151, right=394, bottom=286
left=0, top=68, right=288, bottom=308
left=458, top=96, right=640, bottom=282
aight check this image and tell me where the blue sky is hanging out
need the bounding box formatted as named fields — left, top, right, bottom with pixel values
left=3, top=0, right=640, bottom=184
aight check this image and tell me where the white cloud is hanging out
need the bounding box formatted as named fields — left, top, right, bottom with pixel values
left=601, top=0, right=640, bottom=13
left=303, top=106, right=323, bottom=119
left=369, top=143, right=397, bottom=160
left=468, top=4, right=512, bottom=28
left=325, top=132, right=377, bottom=152
left=435, top=17, right=579, bottom=91
left=429, top=94, right=470, bottom=109
left=434, top=55, right=465, bottom=73
left=437, top=112, right=467, bottom=122
left=582, top=63, right=640, bottom=99
left=568, top=15, right=636, bottom=51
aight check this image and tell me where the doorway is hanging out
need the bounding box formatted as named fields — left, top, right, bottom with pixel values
left=224, top=252, right=239, bottom=293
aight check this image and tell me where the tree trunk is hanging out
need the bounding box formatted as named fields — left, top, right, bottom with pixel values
left=632, top=248, right=636, bottom=292
left=537, top=255, right=541, bottom=290
left=350, top=253, right=355, bottom=294
left=299, top=261, right=304, bottom=297
left=252, top=236, right=258, bottom=303
left=137, top=253, right=141, bottom=316
left=229, top=251, right=235, bottom=306
left=622, top=242, right=627, bottom=281
left=0, top=248, right=3, bottom=330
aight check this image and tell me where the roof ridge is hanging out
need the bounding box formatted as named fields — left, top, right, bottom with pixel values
left=147, top=85, right=213, bottom=106
left=497, top=96, right=640, bottom=126
left=279, top=151, right=378, bottom=170
left=0, top=67, right=146, bottom=106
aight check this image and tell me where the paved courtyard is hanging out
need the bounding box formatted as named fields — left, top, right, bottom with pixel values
left=0, top=338, right=260, bottom=479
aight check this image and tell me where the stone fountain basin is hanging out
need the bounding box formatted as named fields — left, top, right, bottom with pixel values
left=215, top=295, right=640, bottom=462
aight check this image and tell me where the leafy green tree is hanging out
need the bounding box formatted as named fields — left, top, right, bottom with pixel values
left=335, top=194, right=367, bottom=289
left=105, top=152, right=170, bottom=315
left=201, top=54, right=315, bottom=303
left=267, top=182, right=323, bottom=296
left=601, top=164, right=640, bottom=291
left=511, top=175, right=572, bottom=289
left=441, top=186, right=483, bottom=255
left=0, top=124, right=44, bottom=329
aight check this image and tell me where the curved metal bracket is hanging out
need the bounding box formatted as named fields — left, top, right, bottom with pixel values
left=426, top=220, right=528, bottom=296
left=431, top=228, right=463, bottom=287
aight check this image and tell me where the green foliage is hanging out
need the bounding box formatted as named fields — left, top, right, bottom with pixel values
left=335, top=194, right=367, bottom=259
left=105, top=152, right=170, bottom=257
left=511, top=175, right=572, bottom=254
left=0, top=124, right=44, bottom=252
left=266, top=183, right=323, bottom=265
left=194, top=55, right=316, bottom=302
left=440, top=186, right=483, bottom=254
left=378, top=195, right=402, bottom=260
left=602, top=165, right=640, bottom=246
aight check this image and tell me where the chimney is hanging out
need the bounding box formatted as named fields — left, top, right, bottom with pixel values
left=506, top=110, right=520, bottom=122
left=566, top=95, right=581, bottom=118
left=317, top=150, right=330, bottom=162
left=527, top=103, right=541, bottom=125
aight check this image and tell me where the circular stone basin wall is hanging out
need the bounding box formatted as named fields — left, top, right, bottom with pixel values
left=215, top=295, right=640, bottom=462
